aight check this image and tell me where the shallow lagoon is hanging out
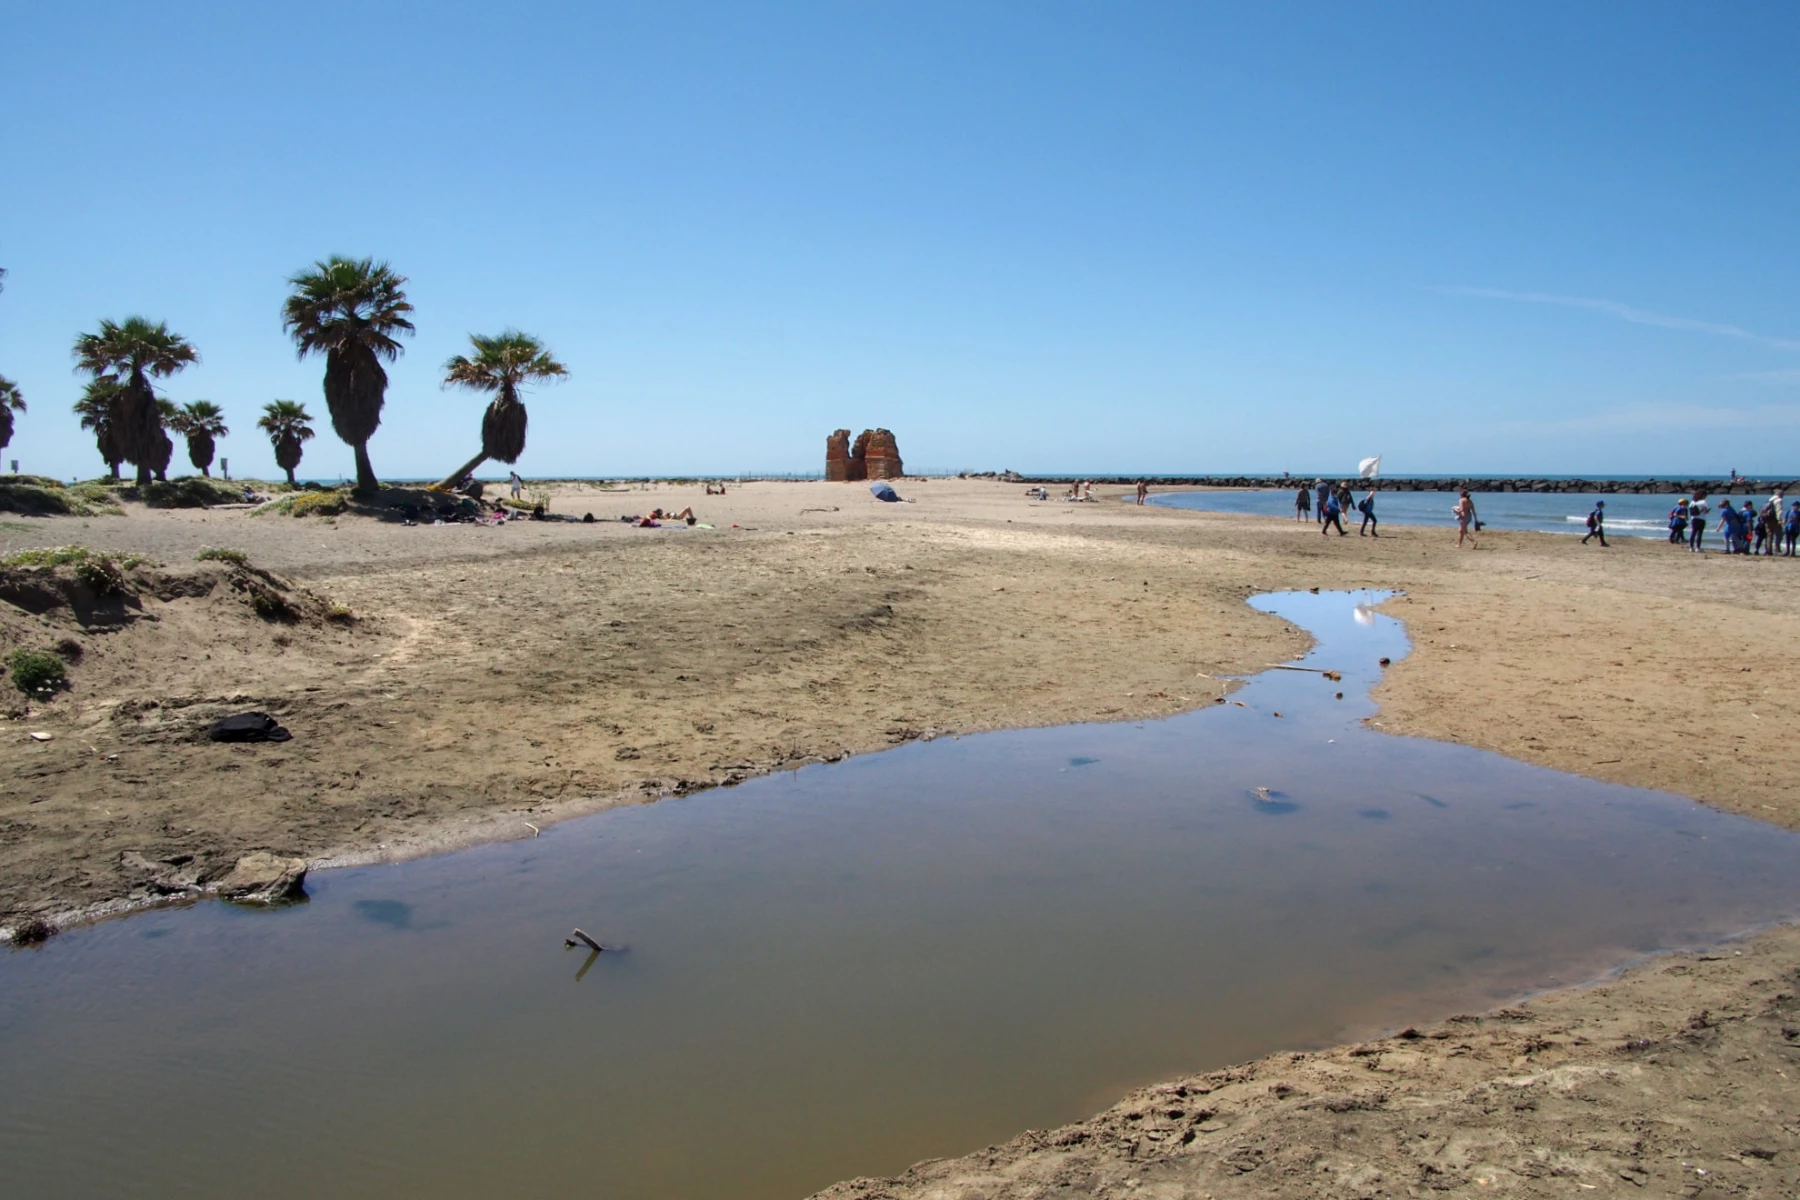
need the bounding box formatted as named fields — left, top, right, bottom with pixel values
left=5, top=591, right=1800, bottom=1199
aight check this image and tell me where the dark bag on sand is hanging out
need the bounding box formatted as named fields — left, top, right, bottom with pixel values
left=206, top=712, right=292, bottom=743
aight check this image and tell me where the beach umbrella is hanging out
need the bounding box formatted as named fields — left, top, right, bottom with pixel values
left=1358, top=455, right=1382, bottom=479
left=869, top=481, right=902, bottom=502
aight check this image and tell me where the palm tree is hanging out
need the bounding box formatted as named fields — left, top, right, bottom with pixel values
left=168, top=400, right=229, bottom=476
left=0, top=376, right=22, bottom=453
left=257, top=400, right=315, bottom=486
left=73, top=377, right=126, bottom=478
left=435, top=331, right=568, bottom=488
left=281, top=257, right=413, bottom=497
left=71, top=317, right=199, bottom=487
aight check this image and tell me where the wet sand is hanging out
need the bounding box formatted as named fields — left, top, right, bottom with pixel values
left=5, top=478, right=1800, bottom=1195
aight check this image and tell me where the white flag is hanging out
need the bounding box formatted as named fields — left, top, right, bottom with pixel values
left=1358, top=455, right=1382, bottom=479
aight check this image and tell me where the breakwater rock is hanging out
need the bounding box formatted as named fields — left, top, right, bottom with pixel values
left=1011, top=475, right=1799, bottom=495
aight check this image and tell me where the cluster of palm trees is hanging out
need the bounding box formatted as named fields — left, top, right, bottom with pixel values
left=55, top=256, right=567, bottom=495
left=1, top=269, right=25, bottom=456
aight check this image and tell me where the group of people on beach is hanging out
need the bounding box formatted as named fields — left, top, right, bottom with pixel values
left=1665, top=492, right=1799, bottom=556
left=1295, top=481, right=1388, bottom=540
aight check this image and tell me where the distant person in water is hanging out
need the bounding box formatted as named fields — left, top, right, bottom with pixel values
left=1688, top=491, right=1709, bottom=552
left=1357, top=487, right=1378, bottom=537
left=1581, top=500, right=1608, bottom=546
left=1295, top=485, right=1312, bottom=521
left=1453, top=490, right=1477, bottom=548
left=1321, top=487, right=1347, bottom=536
left=1667, top=497, right=1688, bottom=545
left=1135, top=479, right=1148, bottom=505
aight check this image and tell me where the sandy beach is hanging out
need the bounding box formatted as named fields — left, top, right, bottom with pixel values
left=5, top=478, right=1800, bottom=1194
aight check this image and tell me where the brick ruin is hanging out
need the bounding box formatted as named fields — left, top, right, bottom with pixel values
left=825, top=428, right=903, bottom=481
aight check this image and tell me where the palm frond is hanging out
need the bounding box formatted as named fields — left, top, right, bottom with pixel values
left=0, top=375, right=22, bottom=413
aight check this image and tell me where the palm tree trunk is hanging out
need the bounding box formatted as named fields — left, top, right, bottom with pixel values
left=201, top=466, right=210, bottom=477
left=135, top=463, right=152, bottom=488
left=352, top=441, right=379, bottom=497
left=108, top=461, right=121, bottom=480
left=286, top=466, right=297, bottom=486
left=436, top=450, right=489, bottom=491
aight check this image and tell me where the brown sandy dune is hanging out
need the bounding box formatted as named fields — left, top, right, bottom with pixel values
left=4, top=478, right=1800, bottom=1195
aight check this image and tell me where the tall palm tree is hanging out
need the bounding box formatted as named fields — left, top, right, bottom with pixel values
left=281, top=257, right=413, bottom=497
left=73, top=377, right=126, bottom=478
left=0, top=376, right=22, bottom=453
left=257, top=400, right=315, bottom=486
left=71, top=317, right=198, bottom=487
left=436, top=331, right=568, bottom=488
left=168, top=400, right=229, bottom=476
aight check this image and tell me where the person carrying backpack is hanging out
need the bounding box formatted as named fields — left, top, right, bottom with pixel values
left=1581, top=500, right=1608, bottom=546
left=1358, top=488, right=1379, bottom=537
left=1688, top=492, right=1709, bottom=552
left=1321, top=488, right=1347, bottom=536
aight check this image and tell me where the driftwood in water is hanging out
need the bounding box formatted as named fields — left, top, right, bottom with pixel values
left=564, top=928, right=605, bottom=952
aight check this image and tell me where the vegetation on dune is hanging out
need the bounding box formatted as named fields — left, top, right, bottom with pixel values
left=252, top=487, right=348, bottom=518
left=167, top=400, right=229, bottom=476
left=1, top=544, right=148, bottom=571
left=282, top=257, right=414, bottom=498
left=196, top=546, right=249, bottom=565
left=5, top=648, right=67, bottom=698
left=437, top=330, right=568, bottom=488
left=71, top=317, right=199, bottom=487
left=257, top=400, right=315, bottom=487
left=0, top=477, right=124, bottom=517
left=142, top=475, right=249, bottom=508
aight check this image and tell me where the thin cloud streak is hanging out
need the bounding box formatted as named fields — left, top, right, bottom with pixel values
left=1431, top=286, right=1800, bottom=353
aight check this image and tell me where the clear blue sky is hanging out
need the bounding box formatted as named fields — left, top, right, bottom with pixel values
left=3, top=1, right=1798, bottom=480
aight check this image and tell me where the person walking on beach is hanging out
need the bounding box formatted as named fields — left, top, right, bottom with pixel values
left=1667, top=498, right=1689, bottom=545
left=1581, top=500, right=1608, bottom=546
left=1321, top=487, right=1348, bottom=536
left=1315, top=480, right=1330, bottom=526
left=1295, top=485, right=1311, bottom=521
left=1688, top=491, right=1709, bottom=552
left=509, top=471, right=523, bottom=501
left=1357, top=487, right=1379, bottom=537
left=1742, top=501, right=1760, bottom=554
left=1134, top=479, right=1148, bottom=506
left=1784, top=500, right=1800, bottom=556
left=1454, top=490, right=1477, bottom=548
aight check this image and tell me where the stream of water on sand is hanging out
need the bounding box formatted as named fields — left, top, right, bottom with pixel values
left=6, top=591, right=1800, bottom=1199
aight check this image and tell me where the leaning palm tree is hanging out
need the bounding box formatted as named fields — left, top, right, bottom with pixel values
left=435, top=331, right=568, bottom=488
left=257, top=400, right=315, bottom=486
left=71, top=317, right=198, bottom=487
left=281, top=257, right=413, bottom=497
left=168, top=400, right=229, bottom=476
left=0, top=376, right=22, bottom=453
left=73, top=377, right=126, bottom=478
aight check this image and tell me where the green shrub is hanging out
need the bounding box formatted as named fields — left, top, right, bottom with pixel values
left=252, top=489, right=350, bottom=518
left=2, top=544, right=94, bottom=568
left=196, top=547, right=249, bottom=565
left=6, top=648, right=67, bottom=697
left=73, top=556, right=126, bottom=594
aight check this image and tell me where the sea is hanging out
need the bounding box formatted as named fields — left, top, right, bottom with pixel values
left=1143, top=488, right=1775, bottom=539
